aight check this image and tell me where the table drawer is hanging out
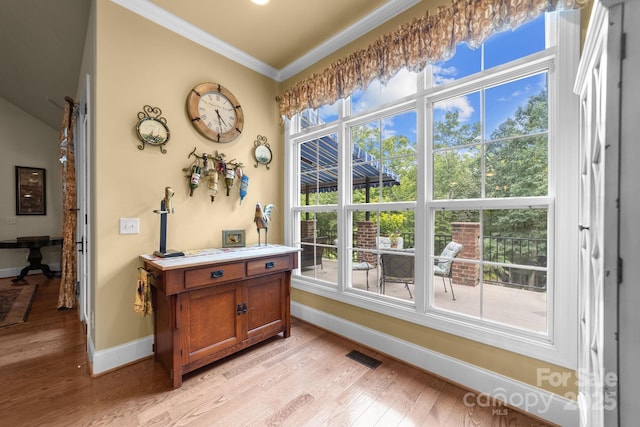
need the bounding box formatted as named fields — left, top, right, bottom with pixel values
left=246, top=254, right=294, bottom=277
left=184, top=262, right=245, bottom=289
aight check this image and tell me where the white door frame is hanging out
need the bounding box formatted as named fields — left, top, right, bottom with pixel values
left=76, top=73, right=91, bottom=334
left=574, top=1, right=621, bottom=425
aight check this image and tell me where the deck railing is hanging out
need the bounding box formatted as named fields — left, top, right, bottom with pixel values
left=312, top=230, right=547, bottom=291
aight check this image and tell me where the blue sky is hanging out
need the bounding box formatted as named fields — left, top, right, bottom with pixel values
left=315, top=14, right=547, bottom=146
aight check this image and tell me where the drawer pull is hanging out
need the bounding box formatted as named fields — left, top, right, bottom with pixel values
left=265, top=261, right=275, bottom=269
left=243, top=302, right=248, bottom=313
left=237, top=304, right=243, bottom=315
left=211, top=270, right=224, bottom=279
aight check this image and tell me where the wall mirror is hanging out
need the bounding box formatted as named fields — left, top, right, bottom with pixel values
left=15, top=166, right=46, bottom=215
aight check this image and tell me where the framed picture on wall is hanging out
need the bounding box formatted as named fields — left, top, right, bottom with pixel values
left=15, top=166, right=46, bottom=215
left=222, top=229, right=245, bottom=248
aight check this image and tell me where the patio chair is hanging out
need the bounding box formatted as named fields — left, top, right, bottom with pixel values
left=353, top=260, right=375, bottom=290
left=434, top=241, right=462, bottom=301
left=380, top=252, right=414, bottom=298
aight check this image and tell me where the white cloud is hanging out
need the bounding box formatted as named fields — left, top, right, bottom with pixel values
left=432, top=64, right=458, bottom=85
left=352, top=68, right=417, bottom=112
left=318, top=102, right=339, bottom=121
left=434, top=95, right=475, bottom=122
left=381, top=116, right=396, bottom=140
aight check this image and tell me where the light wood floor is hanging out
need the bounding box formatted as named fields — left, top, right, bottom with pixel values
left=0, top=274, right=553, bottom=426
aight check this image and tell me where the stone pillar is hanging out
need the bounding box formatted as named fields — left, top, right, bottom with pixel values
left=451, top=222, right=480, bottom=286
left=356, top=221, right=377, bottom=265
left=300, top=220, right=316, bottom=238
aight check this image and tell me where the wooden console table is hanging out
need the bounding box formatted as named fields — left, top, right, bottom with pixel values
left=140, top=245, right=300, bottom=388
left=0, top=236, right=63, bottom=282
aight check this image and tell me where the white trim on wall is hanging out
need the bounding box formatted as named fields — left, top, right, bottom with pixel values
left=89, top=334, right=153, bottom=376
left=109, top=0, right=420, bottom=82
left=292, top=301, right=580, bottom=427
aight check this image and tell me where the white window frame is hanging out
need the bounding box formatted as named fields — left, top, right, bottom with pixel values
left=285, top=11, right=580, bottom=368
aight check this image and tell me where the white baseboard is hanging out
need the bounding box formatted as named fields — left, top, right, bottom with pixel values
left=292, top=301, right=579, bottom=427
left=89, top=334, right=153, bottom=375
left=0, top=263, right=61, bottom=279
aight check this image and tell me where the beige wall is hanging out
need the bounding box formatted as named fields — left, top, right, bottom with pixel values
left=87, top=0, right=582, bottom=397
left=0, top=96, right=62, bottom=273
left=92, top=1, right=282, bottom=350
left=281, top=0, right=579, bottom=397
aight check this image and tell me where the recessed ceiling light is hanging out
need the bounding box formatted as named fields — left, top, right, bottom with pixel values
left=251, top=0, right=270, bottom=5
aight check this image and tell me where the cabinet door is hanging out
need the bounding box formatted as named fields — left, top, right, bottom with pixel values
left=245, top=273, right=288, bottom=340
left=182, top=283, right=244, bottom=364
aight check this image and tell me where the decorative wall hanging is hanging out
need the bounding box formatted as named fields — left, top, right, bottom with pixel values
left=184, top=147, right=246, bottom=203
left=15, top=166, right=46, bottom=215
left=186, top=82, right=244, bottom=143
left=136, top=105, right=170, bottom=153
left=253, top=135, right=272, bottom=169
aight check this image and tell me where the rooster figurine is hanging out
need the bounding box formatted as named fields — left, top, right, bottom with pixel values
left=254, top=203, right=276, bottom=246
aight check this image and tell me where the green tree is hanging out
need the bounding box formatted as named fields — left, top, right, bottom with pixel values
left=433, top=111, right=482, bottom=234
left=484, top=90, right=548, bottom=239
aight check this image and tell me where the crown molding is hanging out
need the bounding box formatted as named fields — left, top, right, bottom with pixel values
left=111, top=0, right=421, bottom=82
left=110, top=0, right=280, bottom=79
left=276, top=0, right=421, bottom=82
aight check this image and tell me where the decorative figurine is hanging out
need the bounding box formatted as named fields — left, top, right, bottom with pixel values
left=254, top=203, right=275, bottom=246
left=152, top=187, right=184, bottom=258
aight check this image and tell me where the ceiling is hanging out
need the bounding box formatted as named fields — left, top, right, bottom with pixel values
left=0, top=0, right=421, bottom=130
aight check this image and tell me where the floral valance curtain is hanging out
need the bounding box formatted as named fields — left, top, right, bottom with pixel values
left=277, top=0, right=586, bottom=118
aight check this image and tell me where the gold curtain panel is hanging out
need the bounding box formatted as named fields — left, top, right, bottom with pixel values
left=277, top=0, right=586, bottom=118
left=58, top=97, right=78, bottom=309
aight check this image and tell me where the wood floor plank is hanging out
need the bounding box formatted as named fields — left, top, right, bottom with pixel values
left=0, top=275, right=556, bottom=426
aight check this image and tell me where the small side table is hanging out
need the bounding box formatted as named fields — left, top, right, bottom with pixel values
left=0, top=236, right=63, bottom=282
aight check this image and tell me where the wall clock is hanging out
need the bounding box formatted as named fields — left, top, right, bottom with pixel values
left=136, top=105, right=170, bottom=153
left=186, top=82, right=244, bottom=143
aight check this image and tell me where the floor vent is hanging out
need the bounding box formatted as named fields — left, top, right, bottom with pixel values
left=346, top=350, right=382, bottom=369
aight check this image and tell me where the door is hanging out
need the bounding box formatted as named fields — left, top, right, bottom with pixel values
left=182, top=283, right=244, bottom=365
left=76, top=73, right=91, bottom=327
left=574, top=2, right=621, bottom=425
left=246, top=273, right=287, bottom=340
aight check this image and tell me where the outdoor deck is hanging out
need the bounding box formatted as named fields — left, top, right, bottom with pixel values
left=300, top=258, right=547, bottom=334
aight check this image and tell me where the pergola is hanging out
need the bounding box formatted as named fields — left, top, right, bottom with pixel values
left=299, top=134, right=400, bottom=209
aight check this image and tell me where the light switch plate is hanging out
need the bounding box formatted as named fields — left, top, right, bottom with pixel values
left=119, top=218, right=140, bottom=234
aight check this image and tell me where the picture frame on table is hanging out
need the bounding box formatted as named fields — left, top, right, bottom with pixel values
left=15, top=166, right=46, bottom=215
left=222, top=229, right=246, bottom=248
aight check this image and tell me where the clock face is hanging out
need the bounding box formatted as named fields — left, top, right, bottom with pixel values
left=187, top=82, right=244, bottom=143
left=198, top=92, right=236, bottom=135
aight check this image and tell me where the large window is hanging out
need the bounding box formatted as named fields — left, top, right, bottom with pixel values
left=286, top=12, right=579, bottom=366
